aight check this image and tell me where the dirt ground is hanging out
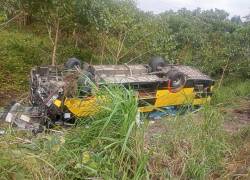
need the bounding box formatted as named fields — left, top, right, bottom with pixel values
left=223, top=98, right=250, bottom=133
left=225, top=142, right=250, bottom=179
left=223, top=98, right=250, bottom=179
left=0, top=91, right=28, bottom=107
left=0, top=91, right=17, bottom=107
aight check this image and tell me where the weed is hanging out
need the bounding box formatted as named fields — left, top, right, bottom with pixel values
left=148, top=106, right=230, bottom=179
left=0, top=76, right=249, bottom=179
left=212, top=80, right=250, bottom=105
left=0, top=85, right=148, bottom=179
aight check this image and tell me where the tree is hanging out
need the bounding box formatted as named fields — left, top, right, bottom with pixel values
left=0, top=0, right=249, bottom=79
left=231, top=16, right=242, bottom=24
left=38, top=0, right=75, bottom=65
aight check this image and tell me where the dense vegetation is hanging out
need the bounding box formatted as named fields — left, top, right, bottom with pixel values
left=0, top=0, right=250, bottom=102
left=0, top=0, right=250, bottom=179
left=0, top=0, right=249, bottom=102
left=1, top=0, right=250, bottom=77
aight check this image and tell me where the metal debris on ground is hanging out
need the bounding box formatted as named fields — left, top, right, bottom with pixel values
left=2, top=102, right=43, bottom=133
left=0, top=129, right=5, bottom=135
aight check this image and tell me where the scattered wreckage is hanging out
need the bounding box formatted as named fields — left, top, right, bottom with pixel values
left=1, top=57, right=214, bottom=131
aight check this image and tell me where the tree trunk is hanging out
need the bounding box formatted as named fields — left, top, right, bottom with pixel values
left=100, top=34, right=106, bottom=65
left=52, top=19, right=60, bottom=66
left=218, top=59, right=230, bottom=88
left=73, top=28, right=78, bottom=48
left=115, top=33, right=126, bottom=64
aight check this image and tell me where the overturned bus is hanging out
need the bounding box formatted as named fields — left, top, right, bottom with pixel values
left=30, top=57, right=214, bottom=122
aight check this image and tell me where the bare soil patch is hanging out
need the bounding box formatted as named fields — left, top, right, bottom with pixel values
left=225, top=142, right=250, bottom=179
left=0, top=90, right=28, bottom=107
left=144, top=121, right=167, bottom=150
left=0, top=91, right=19, bottom=107
left=223, top=99, right=250, bottom=133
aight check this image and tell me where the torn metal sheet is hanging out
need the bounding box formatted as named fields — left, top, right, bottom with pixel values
left=4, top=103, right=43, bottom=132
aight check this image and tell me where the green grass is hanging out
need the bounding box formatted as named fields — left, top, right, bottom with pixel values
left=0, top=29, right=93, bottom=105
left=212, top=79, right=250, bottom=106
left=147, top=105, right=230, bottom=179
left=0, top=86, right=148, bottom=179
left=0, top=83, right=243, bottom=179
left=146, top=79, right=250, bottom=179
left=0, top=30, right=50, bottom=93
left=0, top=81, right=249, bottom=179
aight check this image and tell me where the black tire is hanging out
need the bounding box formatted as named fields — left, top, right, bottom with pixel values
left=77, top=74, right=93, bottom=96
left=64, top=58, right=82, bottom=69
left=167, top=70, right=186, bottom=90
left=149, top=57, right=167, bottom=72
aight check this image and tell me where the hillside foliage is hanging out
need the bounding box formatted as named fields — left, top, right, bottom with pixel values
left=0, top=0, right=249, bottom=78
